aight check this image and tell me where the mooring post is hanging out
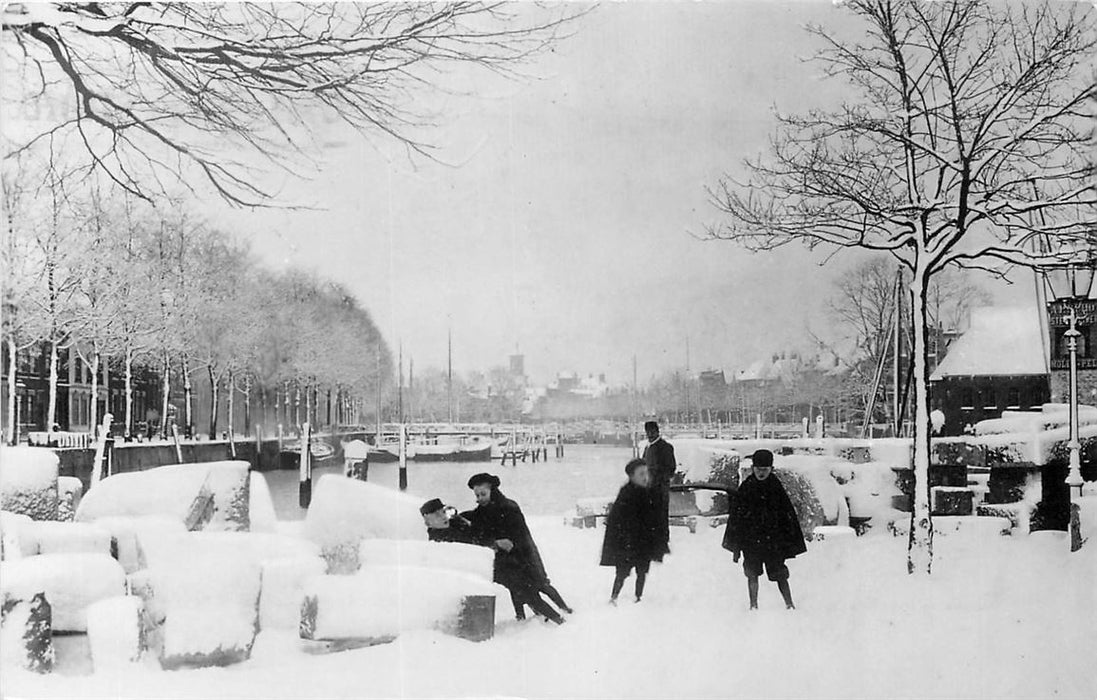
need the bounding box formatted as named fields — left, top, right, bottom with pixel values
left=90, top=413, right=113, bottom=489
left=299, top=422, right=312, bottom=508
left=171, top=423, right=183, bottom=464
left=398, top=423, right=408, bottom=490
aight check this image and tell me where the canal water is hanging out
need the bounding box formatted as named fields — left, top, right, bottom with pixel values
left=264, top=444, right=637, bottom=520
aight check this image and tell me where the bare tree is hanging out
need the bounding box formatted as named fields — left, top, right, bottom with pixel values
left=2, top=2, right=585, bottom=206
left=707, top=0, right=1097, bottom=573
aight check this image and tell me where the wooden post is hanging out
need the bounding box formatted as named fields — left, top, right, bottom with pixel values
left=277, top=424, right=284, bottom=454
left=398, top=423, right=408, bottom=491
left=299, top=422, right=312, bottom=509
left=90, top=412, right=113, bottom=489
left=171, top=423, right=183, bottom=464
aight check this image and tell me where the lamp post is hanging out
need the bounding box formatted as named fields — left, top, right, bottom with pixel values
left=1043, top=259, right=1095, bottom=502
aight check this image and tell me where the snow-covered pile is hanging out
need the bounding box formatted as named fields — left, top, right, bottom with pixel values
left=300, top=566, right=496, bottom=642
left=1, top=553, right=126, bottom=631
left=249, top=472, right=278, bottom=533
left=303, top=476, right=427, bottom=573
left=0, top=588, right=53, bottom=673
left=91, top=516, right=187, bottom=573
left=86, top=596, right=143, bottom=670
left=1, top=510, right=33, bottom=560
left=258, top=557, right=327, bottom=631
left=56, top=477, right=83, bottom=522
left=76, top=461, right=251, bottom=531
left=0, top=447, right=60, bottom=521
left=975, top=403, right=1097, bottom=465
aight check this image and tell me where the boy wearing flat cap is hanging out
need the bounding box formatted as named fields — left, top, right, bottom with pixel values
left=419, top=498, right=479, bottom=544
left=722, top=449, right=806, bottom=610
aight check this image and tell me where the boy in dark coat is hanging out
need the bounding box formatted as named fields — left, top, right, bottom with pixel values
left=420, top=498, right=483, bottom=545
left=642, top=420, right=675, bottom=558
left=465, top=473, right=571, bottom=624
left=601, top=458, right=661, bottom=604
left=723, top=449, right=806, bottom=610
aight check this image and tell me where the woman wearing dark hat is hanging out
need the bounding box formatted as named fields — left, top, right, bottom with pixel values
left=465, top=473, right=571, bottom=624
left=600, top=458, right=662, bottom=604
left=722, top=449, right=806, bottom=610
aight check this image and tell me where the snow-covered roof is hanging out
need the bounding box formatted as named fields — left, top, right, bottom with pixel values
left=930, top=306, right=1047, bottom=380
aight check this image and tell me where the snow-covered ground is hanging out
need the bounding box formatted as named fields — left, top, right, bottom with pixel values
left=7, top=514, right=1096, bottom=699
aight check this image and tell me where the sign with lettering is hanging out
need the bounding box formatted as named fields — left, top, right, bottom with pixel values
left=1047, top=299, right=1097, bottom=327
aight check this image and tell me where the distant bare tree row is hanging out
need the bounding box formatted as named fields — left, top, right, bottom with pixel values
left=2, top=157, right=392, bottom=442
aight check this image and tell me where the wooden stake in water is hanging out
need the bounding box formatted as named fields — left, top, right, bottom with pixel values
left=171, top=423, right=183, bottom=464
left=398, top=423, right=408, bottom=491
left=299, top=422, right=312, bottom=508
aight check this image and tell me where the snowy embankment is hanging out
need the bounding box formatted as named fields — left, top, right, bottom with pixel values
left=6, top=517, right=1096, bottom=700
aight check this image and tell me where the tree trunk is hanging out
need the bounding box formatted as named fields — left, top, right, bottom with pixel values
left=89, top=352, right=100, bottom=437
left=208, top=365, right=219, bottom=439
left=259, top=385, right=266, bottom=430
left=227, top=370, right=235, bottom=442
left=305, top=383, right=313, bottom=427
left=294, top=383, right=301, bottom=427
left=242, top=375, right=252, bottom=436
left=182, top=358, right=193, bottom=437
left=326, top=388, right=332, bottom=428
left=160, top=352, right=171, bottom=439
left=6, top=338, right=16, bottom=445
left=907, top=267, right=934, bottom=575
left=124, top=349, right=134, bottom=438
left=46, top=340, right=59, bottom=431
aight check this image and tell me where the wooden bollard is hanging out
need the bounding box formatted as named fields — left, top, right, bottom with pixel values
left=299, top=422, right=312, bottom=508
left=454, top=595, right=495, bottom=642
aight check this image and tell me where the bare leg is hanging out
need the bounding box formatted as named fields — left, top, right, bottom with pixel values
left=777, top=579, right=795, bottom=610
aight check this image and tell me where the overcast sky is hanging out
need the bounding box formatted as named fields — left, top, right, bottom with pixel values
left=210, top=1, right=1029, bottom=385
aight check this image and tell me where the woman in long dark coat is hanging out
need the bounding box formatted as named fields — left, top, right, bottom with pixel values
left=601, top=458, right=662, bottom=604
left=465, top=473, right=569, bottom=624
left=722, top=449, right=806, bottom=610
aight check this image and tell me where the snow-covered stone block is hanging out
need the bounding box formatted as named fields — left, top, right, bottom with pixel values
left=23, top=521, right=111, bottom=556
left=357, top=539, right=494, bottom=581
left=1, top=510, right=33, bottom=560
left=249, top=472, right=277, bottom=533
left=87, top=595, right=144, bottom=669
left=932, top=441, right=986, bottom=467
left=300, top=566, right=495, bottom=643
left=931, top=487, right=974, bottom=516
left=0, top=447, right=60, bottom=521
left=303, top=476, right=427, bottom=573
left=141, top=537, right=264, bottom=670
left=76, top=461, right=251, bottom=532
left=1, top=553, right=126, bottom=631
left=57, top=476, right=84, bottom=521
left=0, top=589, right=53, bottom=673
left=258, top=556, right=327, bottom=631
left=91, top=516, right=187, bottom=574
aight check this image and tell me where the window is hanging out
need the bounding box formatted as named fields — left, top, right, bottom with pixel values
left=960, top=386, right=974, bottom=409
left=1006, top=387, right=1021, bottom=409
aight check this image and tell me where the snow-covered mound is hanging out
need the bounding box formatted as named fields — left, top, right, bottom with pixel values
left=1, top=510, right=33, bottom=560
left=76, top=461, right=251, bottom=531
left=86, top=596, right=143, bottom=670
left=90, top=516, right=188, bottom=573
left=249, top=472, right=278, bottom=533
left=0, top=447, right=60, bottom=521
left=258, top=556, right=327, bottom=631
left=303, top=476, right=427, bottom=573
left=20, top=521, right=111, bottom=556
left=1, top=553, right=126, bottom=631
left=0, top=588, right=53, bottom=673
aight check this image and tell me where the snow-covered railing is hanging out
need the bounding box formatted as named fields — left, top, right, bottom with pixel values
left=27, top=431, right=93, bottom=449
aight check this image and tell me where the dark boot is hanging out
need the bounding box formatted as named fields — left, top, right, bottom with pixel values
left=543, top=584, right=573, bottom=614
left=747, top=576, right=760, bottom=610
left=777, top=579, right=795, bottom=610
left=634, top=571, right=647, bottom=602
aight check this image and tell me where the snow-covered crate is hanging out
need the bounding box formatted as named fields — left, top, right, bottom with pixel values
left=0, top=447, right=60, bottom=521
left=931, top=487, right=974, bottom=516
left=76, top=460, right=251, bottom=532
left=23, top=521, right=111, bottom=556
left=258, top=556, right=327, bottom=631
left=248, top=472, right=278, bottom=533
left=300, top=566, right=496, bottom=644
left=303, top=476, right=427, bottom=573
left=976, top=503, right=1031, bottom=534
left=1, top=553, right=126, bottom=632
left=0, top=588, right=53, bottom=673
left=86, top=595, right=144, bottom=669
left=358, top=539, right=494, bottom=581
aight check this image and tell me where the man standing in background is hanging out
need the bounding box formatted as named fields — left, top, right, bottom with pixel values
left=642, top=420, right=675, bottom=558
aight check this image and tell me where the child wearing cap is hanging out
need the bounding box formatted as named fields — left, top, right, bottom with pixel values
left=601, top=458, right=663, bottom=604
left=722, top=448, right=806, bottom=610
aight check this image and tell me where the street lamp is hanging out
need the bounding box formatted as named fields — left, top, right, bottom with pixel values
left=1043, top=257, right=1095, bottom=500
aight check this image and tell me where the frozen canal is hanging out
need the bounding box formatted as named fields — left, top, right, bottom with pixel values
left=263, top=445, right=637, bottom=519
